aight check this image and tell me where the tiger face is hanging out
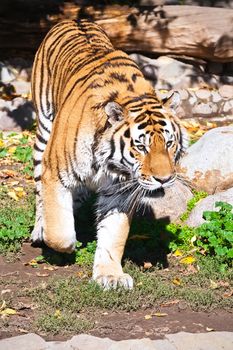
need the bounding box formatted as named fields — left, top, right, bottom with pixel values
left=100, top=93, right=187, bottom=194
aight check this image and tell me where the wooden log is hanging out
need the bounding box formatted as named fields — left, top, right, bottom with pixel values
left=0, top=2, right=232, bottom=62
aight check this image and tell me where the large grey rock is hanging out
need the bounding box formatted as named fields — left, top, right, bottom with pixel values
left=130, top=54, right=205, bottom=90
left=178, top=126, right=233, bottom=194
left=166, top=331, right=233, bottom=350
left=147, top=181, right=193, bottom=222
left=0, top=333, right=47, bottom=350
left=186, top=187, right=233, bottom=227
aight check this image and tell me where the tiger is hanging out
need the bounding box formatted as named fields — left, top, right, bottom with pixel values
left=31, top=19, right=188, bottom=289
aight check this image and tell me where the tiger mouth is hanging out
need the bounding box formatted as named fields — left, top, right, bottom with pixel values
left=138, top=176, right=176, bottom=191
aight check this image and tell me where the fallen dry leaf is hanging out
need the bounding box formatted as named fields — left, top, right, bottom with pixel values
left=1, top=289, right=11, bottom=295
left=54, top=309, right=61, bottom=318
left=180, top=256, right=196, bottom=265
left=14, top=186, right=26, bottom=198
left=172, top=278, right=182, bottom=286
left=7, top=190, right=19, bottom=201
left=36, top=272, right=49, bottom=277
left=144, top=314, right=152, bottom=320
left=223, top=290, right=233, bottom=298
left=143, top=262, right=153, bottom=269
left=173, top=249, right=183, bottom=257
left=153, top=313, right=168, bottom=317
left=160, top=299, right=180, bottom=307
left=0, top=169, right=18, bottom=178
left=43, top=265, right=56, bottom=271
left=209, top=279, right=218, bottom=290
left=206, top=327, right=214, bottom=332
left=0, top=308, right=17, bottom=315
left=24, top=259, right=38, bottom=268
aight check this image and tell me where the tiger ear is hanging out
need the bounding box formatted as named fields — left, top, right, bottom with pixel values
left=163, top=91, right=181, bottom=111
left=104, top=102, right=124, bottom=125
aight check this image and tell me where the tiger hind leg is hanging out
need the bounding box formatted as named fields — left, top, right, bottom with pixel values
left=31, top=113, right=53, bottom=245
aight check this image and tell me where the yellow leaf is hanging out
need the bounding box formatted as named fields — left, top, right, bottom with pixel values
left=0, top=308, right=17, bottom=315
left=0, top=140, right=5, bottom=147
left=153, top=313, right=168, bottom=317
left=173, top=249, right=183, bottom=257
left=136, top=282, right=143, bottom=287
left=172, top=278, right=182, bottom=286
left=24, top=259, right=38, bottom=267
left=54, top=309, right=61, bottom=318
left=14, top=187, right=26, bottom=198
left=180, top=256, right=196, bottom=265
left=7, top=191, right=19, bottom=201
left=8, top=146, right=16, bottom=154
left=209, top=280, right=218, bottom=290
left=144, top=314, right=152, bottom=320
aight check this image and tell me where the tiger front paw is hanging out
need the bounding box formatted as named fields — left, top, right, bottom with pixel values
left=93, top=272, right=133, bottom=290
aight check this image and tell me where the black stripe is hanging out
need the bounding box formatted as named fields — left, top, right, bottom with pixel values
left=34, top=159, right=41, bottom=166
left=34, top=175, right=41, bottom=182
left=36, top=133, right=47, bottom=145
left=34, top=144, right=44, bottom=152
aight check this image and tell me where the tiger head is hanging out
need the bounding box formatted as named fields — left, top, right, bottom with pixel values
left=98, top=92, right=188, bottom=193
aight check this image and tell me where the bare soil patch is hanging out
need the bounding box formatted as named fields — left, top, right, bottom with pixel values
left=0, top=243, right=232, bottom=342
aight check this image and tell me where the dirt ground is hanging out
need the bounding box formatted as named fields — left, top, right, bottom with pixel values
left=0, top=243, right=233, bottom=342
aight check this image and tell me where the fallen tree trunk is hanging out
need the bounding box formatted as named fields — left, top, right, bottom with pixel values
left=0, top=3, right=232, bottom=62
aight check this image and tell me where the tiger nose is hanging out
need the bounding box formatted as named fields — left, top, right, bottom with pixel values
left=153, top=175, right=176, bottom=184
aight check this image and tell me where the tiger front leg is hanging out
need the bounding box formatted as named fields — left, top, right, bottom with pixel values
left=93, top=208, right=133, bottom=290
left=42, top=173, right=76, bottom=253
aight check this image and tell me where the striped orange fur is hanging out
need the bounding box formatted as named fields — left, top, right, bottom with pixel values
left=31, top=19, right=188, bottom=289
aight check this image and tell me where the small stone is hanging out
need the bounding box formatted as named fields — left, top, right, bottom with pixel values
left=18, top=68, right=30, bottom=81
left=178, top=89, right=189, bottom=100
left=189, top=95, right=197, bottom=105
left=195, top=89, right=211, bottom=100
left=212, top=91, right=222, bottom=103
left=11, top=80, right=31, bottom=95
left=223, top=100, right=233, bottom=113
left=219, top=85, right=233, bottom=99
left=0, top=64, right=15, bottom=83
left=193, top=102, right=213, bottom=115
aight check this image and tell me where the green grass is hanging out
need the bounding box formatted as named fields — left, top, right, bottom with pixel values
left=25, top=257, right=232, bottom=335
left=0, top=186, right=35, bottom=253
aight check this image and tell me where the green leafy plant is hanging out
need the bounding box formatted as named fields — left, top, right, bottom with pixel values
left=167, top=202, right=233, bottom=269
left=75, top=240, right=97, bottom=266
left=0, top=186, right=35, bottom=252
left=0, top=202, right=34, bottom=252
left=195, top=202, right=233, bottom=264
